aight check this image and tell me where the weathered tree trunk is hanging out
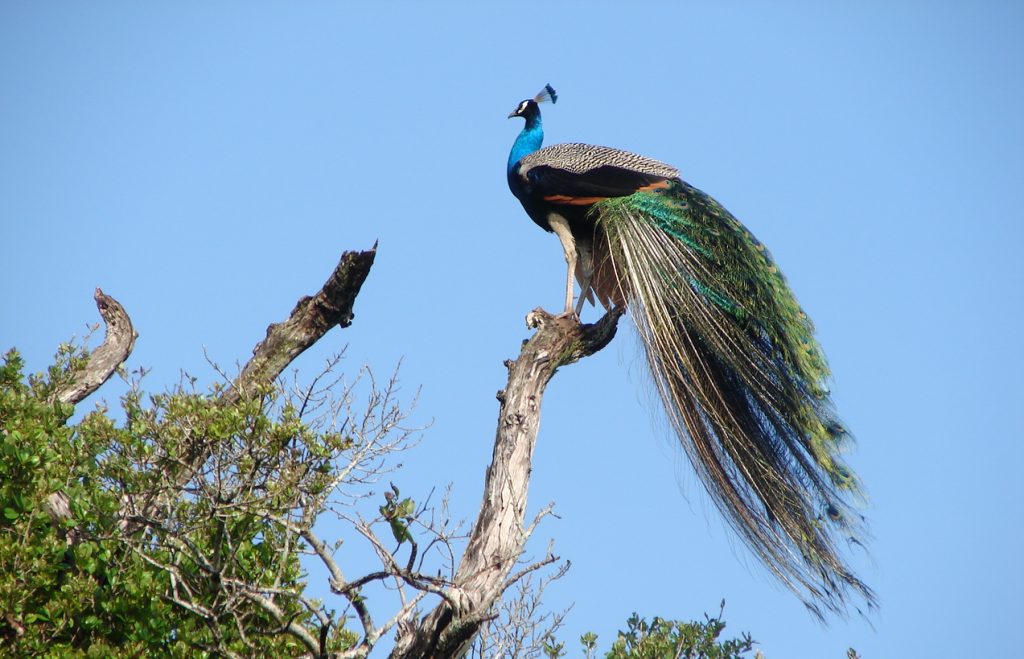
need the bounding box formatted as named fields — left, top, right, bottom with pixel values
left=391, top=307, right=624, bottom=659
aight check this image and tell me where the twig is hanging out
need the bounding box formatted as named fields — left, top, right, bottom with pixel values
left=242, top=589, right=321, bottom=656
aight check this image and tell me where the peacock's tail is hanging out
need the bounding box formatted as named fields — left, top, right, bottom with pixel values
left=590, top=180, right=876, bottom=617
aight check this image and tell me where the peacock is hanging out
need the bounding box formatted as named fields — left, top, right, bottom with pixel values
left=507, top=84, right=875, bottom=618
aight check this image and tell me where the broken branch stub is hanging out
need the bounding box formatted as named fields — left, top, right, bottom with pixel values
left=54, top=288, right=137, bottom=407
left=223, top=245, right=377, bottom=404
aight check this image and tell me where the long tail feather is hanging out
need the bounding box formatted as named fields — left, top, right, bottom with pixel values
left=593, top=181, right=876, bottom=618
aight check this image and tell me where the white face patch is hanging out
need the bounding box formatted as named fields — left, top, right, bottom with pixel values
left=517, top=101, right=529, bottom=115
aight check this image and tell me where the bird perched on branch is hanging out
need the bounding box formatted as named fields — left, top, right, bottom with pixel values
left=507, top=84, right=875, bottom=618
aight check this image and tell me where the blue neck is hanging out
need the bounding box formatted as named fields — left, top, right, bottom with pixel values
left=508, top=115, right=543, bottom=173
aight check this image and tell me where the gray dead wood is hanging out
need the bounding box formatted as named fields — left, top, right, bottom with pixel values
left=390, top=306, right=625, bottom=659
left=54, top=288, right=137, bottom=406
left=44, top=289, right=136, bottom=534
left=222, top=244, right=377, bottom=405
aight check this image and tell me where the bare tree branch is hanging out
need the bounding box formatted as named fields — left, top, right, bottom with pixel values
left=43, top=289, right=137, bottom=542
left=391, top=306, right=625, bottom=658
left=128, top=247, right=377, bottom=529
left=55, top=287, right=137, bottom=406
left=471, top=558, right=572, bottom=659
left=223, top=245, right=378, bottom=405
left=242, top=589, right=321, bottom=656
left=503, top=547, right=563, bottom=593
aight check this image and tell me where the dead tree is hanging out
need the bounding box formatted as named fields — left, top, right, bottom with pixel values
left=49, top=245, right=622, bottom=658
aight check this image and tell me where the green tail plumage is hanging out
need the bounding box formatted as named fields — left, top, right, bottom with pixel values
left=595, top=181, right=875, bottom=618
left=506, top=86, right=873, bottom=617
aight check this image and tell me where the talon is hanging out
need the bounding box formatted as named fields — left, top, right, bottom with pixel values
left=556, top=309, right=580, bottom=323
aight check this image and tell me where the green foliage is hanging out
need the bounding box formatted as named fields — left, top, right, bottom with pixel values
left=379, top=483, right=416, bottom=545
left=590, top=608, right=755, bottom=659
left=0, top=346, right=356, bottom=655
left=580, top=631, right=598, bottom=656
left=544, top=637, right=567, bottom=658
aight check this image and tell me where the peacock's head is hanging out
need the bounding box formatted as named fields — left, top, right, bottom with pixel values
left=508, top=84, right=557, bottom=121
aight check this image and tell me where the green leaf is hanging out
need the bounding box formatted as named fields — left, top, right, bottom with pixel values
left=388, top=518, right=412, bottom=544
left=395, top=497, right=415, bottom=518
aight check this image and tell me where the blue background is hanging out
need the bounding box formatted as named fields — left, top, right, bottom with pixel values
left=3, top=3, right=1022, bottom=657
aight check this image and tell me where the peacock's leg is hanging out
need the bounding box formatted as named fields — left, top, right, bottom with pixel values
left=573, top=277, right=590, bottom=316
left=574, top=240, right=595, bottom=316
left=547, top=213, right=577, bottom=315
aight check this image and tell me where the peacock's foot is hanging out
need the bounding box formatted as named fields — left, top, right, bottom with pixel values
left=555, top=308, right=580, bottom=323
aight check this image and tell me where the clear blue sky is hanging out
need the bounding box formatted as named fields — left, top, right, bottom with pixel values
left=3, top=3, right=1022, bottom=657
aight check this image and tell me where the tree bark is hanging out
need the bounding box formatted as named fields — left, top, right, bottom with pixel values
left=222, top=244, right=377, bottom=405
left=54, top=288, right=137, bottom=406
left=391, top=307, right=624, bottom=659
left=44, top=289, right=136, bottom=537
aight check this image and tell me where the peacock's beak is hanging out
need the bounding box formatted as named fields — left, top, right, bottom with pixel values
left=507, top=110, right=517, bottom=119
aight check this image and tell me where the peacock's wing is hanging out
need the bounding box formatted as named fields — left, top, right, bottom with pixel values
left=517, top=143, right=680, bottom=203
left=595, top=180, right=876, bottom=618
